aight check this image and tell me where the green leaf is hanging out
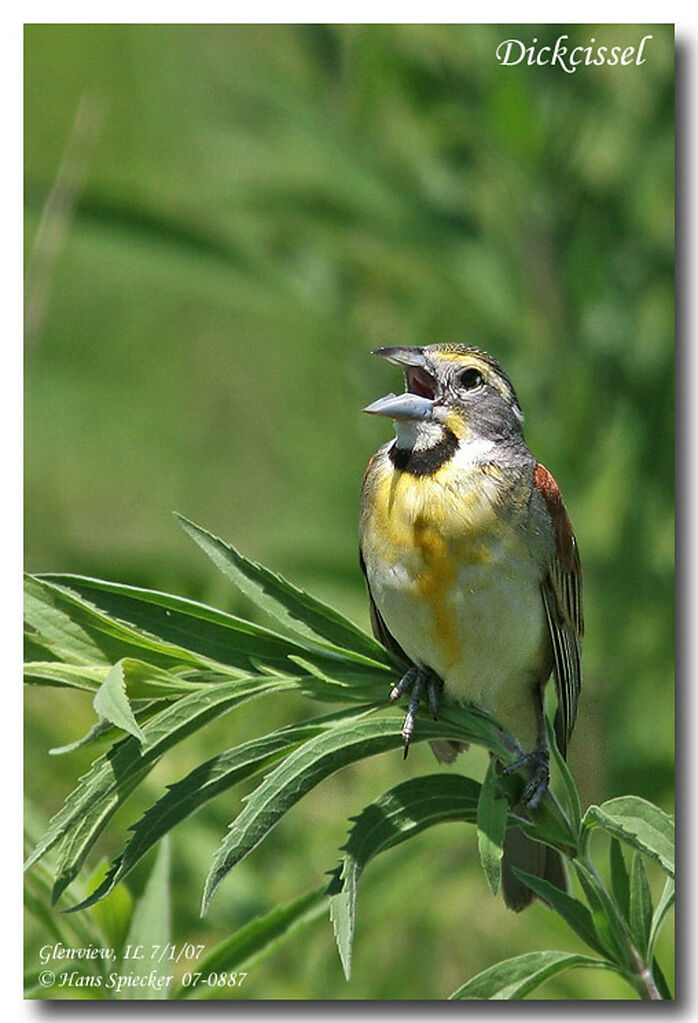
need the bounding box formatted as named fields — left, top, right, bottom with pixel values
left=648, top=876, right=675, bottom=959
left=651, top=956, right=673, bottom=999
left=25, top=575, right=116, bottom=667
left=49, top=718, right=123, bottom=756
left=25, top=657, right=209, bottom=699
left=51, top=766, right=153, bottom=904
left=202, top=711, right=478, bottom=913
left=545, top=715, right=581, bottom=836
left=628, top=851, right=653, bottom=958
left=112, top=658, right=213, bottom=699
left=572, top=861, right=628, bottom=965
left=511, top=868, right=608, bottom=957
left=609, top=837, right=630, bottom=921
left=93, top=663, right=146, bottom=744
left=86, top=860, right=134, bottom=954
left=67, top=711, right=354, bottom=911
left=44, top=658, right=208, bottom=757
left=40, top=573, right=313, bottom=674
left=49, top=698, right=172, bottom=757
left=329, top=773, right=481, bottom=979
left=450, top=950, right=613, bottom=999
left=510, top=792, right=579, bottom=856
left=477, top=760, right=508, bottom=896
left=583, top=796, right=674, bottom=878
left=289, top=653, right=392, bottom=702
left=25, top=675, right=295, bottom=887
left=329, top=862, right=357, bottom=982
left=26, top=575, right=227, bottom=672
left=175, top=514, right=389, bottom=663
left=433, top=702, right=516, bottom=764
left=24, top=819, right=111, bottom=951
left=122, top=839, right=170, bottom=999
left=340, top=773, right=481, bottom=867
left=173, top=888, right=328, bottom=998
left=24, top=629, right=58, bottom=664
left=24, top=661, right=106, bottom=692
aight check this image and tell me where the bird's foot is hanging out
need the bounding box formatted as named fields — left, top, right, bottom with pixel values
left=502, top=747, right=550, bottom=810
left=389, top=666, right=442, bottom=758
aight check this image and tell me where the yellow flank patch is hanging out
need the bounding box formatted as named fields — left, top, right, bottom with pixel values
left=412, top=515, right=459, bottom=664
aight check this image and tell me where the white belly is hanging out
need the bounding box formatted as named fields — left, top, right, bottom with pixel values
left=365, top=540, right=549, bottom=749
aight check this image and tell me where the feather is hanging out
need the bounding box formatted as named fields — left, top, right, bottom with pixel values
left=533, top=463, right=584, bottom=758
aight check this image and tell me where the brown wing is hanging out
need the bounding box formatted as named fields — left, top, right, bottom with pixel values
left=534, top=463, right=584, bottom=758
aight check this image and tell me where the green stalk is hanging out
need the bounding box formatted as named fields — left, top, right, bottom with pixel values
left=578, top=856, right=662, bottom=1000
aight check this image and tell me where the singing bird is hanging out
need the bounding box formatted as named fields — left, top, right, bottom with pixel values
left=359, top=344, right=583, bottom=910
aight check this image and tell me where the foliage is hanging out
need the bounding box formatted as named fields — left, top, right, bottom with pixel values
left=24, top=519, right=674, bottom=999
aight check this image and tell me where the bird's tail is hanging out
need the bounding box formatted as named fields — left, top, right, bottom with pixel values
left=427, top=742, right=566, bottom=911
left=501, top=826, right=567, bottom=912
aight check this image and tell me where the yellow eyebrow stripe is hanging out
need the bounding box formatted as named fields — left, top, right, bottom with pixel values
left=430, top=351, right=490, bottom=366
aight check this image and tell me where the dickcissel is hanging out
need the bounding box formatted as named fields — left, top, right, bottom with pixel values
left=359, top=344, right=583, bottom=910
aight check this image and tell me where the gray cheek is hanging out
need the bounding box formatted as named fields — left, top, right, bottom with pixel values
left=463, top=392, right=523, bottom=442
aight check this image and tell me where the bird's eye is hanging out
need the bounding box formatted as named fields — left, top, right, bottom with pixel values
left=459, top=368, right=484, bottom=390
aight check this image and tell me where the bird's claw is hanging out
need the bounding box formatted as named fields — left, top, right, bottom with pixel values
left=502, top=748, right=550, bottom=809
left=389, top=667, right=442, bottom=758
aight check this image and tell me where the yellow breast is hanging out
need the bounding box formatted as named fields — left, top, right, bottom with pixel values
left=361, top=458, right=507, bottom=668
left=365, top=457, right=509, bottom=555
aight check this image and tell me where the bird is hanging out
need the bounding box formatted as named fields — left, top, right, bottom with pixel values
left=359, top=344, right=583, bottom=910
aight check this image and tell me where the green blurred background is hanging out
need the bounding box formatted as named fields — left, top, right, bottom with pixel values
left=24, top=24, right=674, bottom=999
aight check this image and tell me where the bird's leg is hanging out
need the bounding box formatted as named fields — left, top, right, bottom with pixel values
left=501, top=688, right=549, bottom=809
left=426, top=674, right=442, bottom=720
left=389, top=666, right=442, bottom=758
left=388, top=667, right=419, bottom=704
left=502, top=746, right=550, bottom=809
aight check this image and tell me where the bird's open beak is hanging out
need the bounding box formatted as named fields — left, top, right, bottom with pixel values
left=363, top=392, right=435, bottom=420
left=363, top=347, right=437, bottom=421
left=371, top=346, right=429, bottom=369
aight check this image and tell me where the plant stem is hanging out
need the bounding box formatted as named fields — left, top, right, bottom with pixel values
left=626, top=948, right=663, bottom=1000
left=580, top=856, right=663, bottom=1000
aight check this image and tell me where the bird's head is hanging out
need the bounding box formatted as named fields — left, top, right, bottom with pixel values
left=364, top=344, right=524, bottom=459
